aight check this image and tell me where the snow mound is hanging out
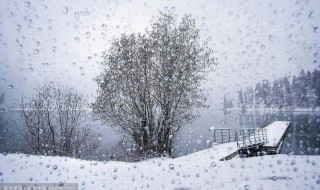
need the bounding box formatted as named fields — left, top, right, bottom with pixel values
left=1, top=144, right=319, bottom=189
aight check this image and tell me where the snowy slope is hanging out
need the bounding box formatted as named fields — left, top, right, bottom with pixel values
left=1, top=145, right=319, bottom=190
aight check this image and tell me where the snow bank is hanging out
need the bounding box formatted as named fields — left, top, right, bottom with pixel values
left=1, top=144, right=319, bottom=190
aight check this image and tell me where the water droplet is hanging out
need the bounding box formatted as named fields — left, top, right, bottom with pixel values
left=53, top=165, right=58, bottom=170
left=211, top=162, right=216, bottom=167
left=309, top=10, right=314, bottom=19
left=260, top=44, right=266, bottom=50
left=101, top=24, right=107, bottom=30
left=114, top=168, right=117, bottom=172
left=62, top=6, right=69, bottom=14
left=169, top=163, right=174, bottom=170
left=277, top=160, right=282, bottom=165
left=313, top=27, right=318, bottom=33
left=26, top=1, right=31, bottom=8
left=230, top=163, right=235, bottom=168
left=8, top=85, right=13, bottom=89
left=106, top=15, right=111, bottom=20
left=86, top=32, right=91, bottom=38
left=74, top=37, right=79, bottom=43
left=80, top=165, right=84, bottom=169
left=74, top=12, right=79, bottom=18
left=59, top=182, right=63, bottom=186
left=113, top=175, right=117, bottom=179
left=196, top=173, right=200, bottom=177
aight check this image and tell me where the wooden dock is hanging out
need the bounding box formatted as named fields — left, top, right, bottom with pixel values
left=215, top=121, right=291, bottom=160
left=261, top=121, right=291, bottom=154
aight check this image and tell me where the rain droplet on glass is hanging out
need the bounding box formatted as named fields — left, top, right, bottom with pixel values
left=62, top=6, right=69, bottom=14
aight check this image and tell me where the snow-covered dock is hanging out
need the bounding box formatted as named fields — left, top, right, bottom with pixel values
left=222, top=121, right=291, bottom=159
left=262, top=121, right=291, bottom=154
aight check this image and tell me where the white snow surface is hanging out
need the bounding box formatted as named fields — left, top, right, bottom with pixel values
left=1, top=145, right=319, bottom=189
left=264, top=121, right=290, bottom=147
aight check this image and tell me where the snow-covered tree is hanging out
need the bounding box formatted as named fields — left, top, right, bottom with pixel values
left=223, top=95, right=234, bottom=110
left=0, top=93, right=4, bottom=105
left=282, top=76, right=293, bottom=107
left=254, top=82, right=263, bottom=106
left=92, top=12, right=216, bottom=158
left=271, top=79, right=285, bottom=108
left=313, top=69, right=320, bottom=106
left=238, top=89, right=244, bottom=106
left=261, top=80, right=272, bottom=107
left=236, top=69, right=320, bottom=109
left=19, top=83, right=100, bottom=159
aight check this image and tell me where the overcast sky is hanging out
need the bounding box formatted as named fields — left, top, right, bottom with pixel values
left=0, top=0, right=319, bottom=108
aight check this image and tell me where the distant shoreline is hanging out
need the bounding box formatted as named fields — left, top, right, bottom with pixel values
left=224, top=107, right=320, bottom=112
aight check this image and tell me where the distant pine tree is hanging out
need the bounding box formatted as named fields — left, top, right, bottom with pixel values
left=236, top=69, right=320, bottom=109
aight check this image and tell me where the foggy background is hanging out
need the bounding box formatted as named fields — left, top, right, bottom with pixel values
left=0, top=0, right=319, bottom=109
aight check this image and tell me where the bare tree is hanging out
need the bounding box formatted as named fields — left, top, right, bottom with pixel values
left=93, top=12, right=217, bottom=158
left=19, top=83, right=100, bottom=159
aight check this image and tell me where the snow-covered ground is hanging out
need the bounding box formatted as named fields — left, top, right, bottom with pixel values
left=1, top=143, right=319, bottom=190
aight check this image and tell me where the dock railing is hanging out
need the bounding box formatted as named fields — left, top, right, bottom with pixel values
left=236, top=128, right=269, bottom=148
left=213, top=128, right=269, bottom=148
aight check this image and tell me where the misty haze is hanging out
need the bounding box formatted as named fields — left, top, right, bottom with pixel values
left=0, top=0, right=319, bottom=189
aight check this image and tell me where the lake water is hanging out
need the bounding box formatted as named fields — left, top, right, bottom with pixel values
left=1, top=109, right=319, bottom=160
left=173, top=108, right=320, bottom=157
